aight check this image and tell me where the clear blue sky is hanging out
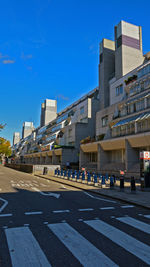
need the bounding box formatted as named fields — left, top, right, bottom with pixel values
left=0, top=0, right=150, bottom=144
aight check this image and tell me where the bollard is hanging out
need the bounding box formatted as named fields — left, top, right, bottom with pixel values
left=64, top=170, right=67, bottom=179
left=141, top=177, right=145, bottom=191
left=72, top=172, right=75, bottom=181
left=43, top=167, right=48, bottom=175
left=120, top=176, right=124, bottom=191
left=131, top=176, right=136, bottom=193
left=68, top=170, right=71, bottom=179
left=106, top=173, right=109, bottom=182
left=113, top=175, right=116, bottom=184
left=110, top=176, right=114, bottom=188
left=94, top=174, right=98, bottom=186
left=77, top=171, right=81, bottom=182
left=87, top=172, right=92, bottom=185
left=82, top=172, right=85, bottom=183
left=61, top=169, right=63, bottom=177
left=57, top=169, right=60, bottom=177
left=54, top=169, right=57, bottom=176
left=101, top=176, right=106, bottom=188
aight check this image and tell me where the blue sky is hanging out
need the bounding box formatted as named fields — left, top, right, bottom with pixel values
left=0, top=0, right=150, bottom=144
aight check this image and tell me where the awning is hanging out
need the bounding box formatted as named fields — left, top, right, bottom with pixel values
left=112, top=112, right=150, bottom=128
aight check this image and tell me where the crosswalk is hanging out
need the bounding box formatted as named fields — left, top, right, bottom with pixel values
left=2, top=216, right=150, bottom=266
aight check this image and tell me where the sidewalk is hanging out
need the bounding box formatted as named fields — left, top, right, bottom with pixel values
left=35, top=174, right=150, bottom=210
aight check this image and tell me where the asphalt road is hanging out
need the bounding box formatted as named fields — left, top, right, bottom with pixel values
left=0, top=166, right=150, bottom=267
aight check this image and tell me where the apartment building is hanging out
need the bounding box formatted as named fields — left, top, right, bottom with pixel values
left=13, top=88, right=99, bottom=167
left=80, top=20, right=150, bottom=177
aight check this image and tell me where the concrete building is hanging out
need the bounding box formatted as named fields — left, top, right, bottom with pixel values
left=13, top=132, right=20, bottom=146
left=22, top=122, right=34, bottom=139
left=14, top=88, right=99, bottom=167
left=40, top=99, right=57, bottom=127
left=80, top=20, right=150, bottom=178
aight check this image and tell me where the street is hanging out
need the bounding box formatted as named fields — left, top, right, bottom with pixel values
left=0, top=166, right=150, bottom=266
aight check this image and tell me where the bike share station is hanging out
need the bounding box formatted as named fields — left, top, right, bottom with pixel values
left=140, top=151, right=150, bottom=189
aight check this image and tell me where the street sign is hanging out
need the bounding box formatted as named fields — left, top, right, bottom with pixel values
left=140, top=151, right=150, bottom=160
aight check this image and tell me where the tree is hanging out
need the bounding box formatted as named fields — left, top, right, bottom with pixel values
left=0, top=137, right=12, bottom=157
left=0, top=124, right=12, bottom=162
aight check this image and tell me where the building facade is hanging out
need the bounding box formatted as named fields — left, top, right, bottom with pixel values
left=13, top=88, right=99, bottom=167
left=80, top=21, right=150, bottom=177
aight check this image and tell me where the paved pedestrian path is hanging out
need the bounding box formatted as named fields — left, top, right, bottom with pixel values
left=35, top=174, right=150, bottom=209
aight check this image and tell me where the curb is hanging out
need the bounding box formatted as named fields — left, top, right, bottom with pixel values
left=34, top=174, right=150, bottom=210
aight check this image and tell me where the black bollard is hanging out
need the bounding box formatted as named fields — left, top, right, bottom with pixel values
left=43, top=167, right=48, bottom=175
left=131, top=176, right=136, bottom=193
left=120, top=176, right=124, bottom=191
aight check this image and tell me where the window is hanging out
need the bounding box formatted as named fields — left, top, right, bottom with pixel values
left=147, top=97, right=150, bottom=108
left=89, top=152, right=97, bottom=162
left=102, top=115, right=108, bottom=127
left=80, top=106, right=84, bottom=115
left=135, top=99, right=144, bottom=112
left=116, top=84, right=123, bottom=96
left=68, top=128, right=72, bottom=137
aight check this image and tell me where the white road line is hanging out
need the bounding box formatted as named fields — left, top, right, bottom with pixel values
left=116, top=216, right=150, bottom=234
left=144, top=215, right=150, bottom=219
left=0, top=214, right=12, bottom=217
left=25, top=211, right=43, bottom=215
left=31, top=187, right=60, bottom=199
left=121, top=205, right=134, bottom=208
left=48, top=222, right=118, bottom=267
left=85, top=219, right=150, bottom=265
left=78, top=208, right=94, bottom=212
left=52, top=210, right=70, bottom=213
left=100, top=207, right=115, bottom=210
left=5, top=227, right=51, bottom=267
left=83, top=191, right=117, bottom=203
left=0, top=198, right=8, bottom=213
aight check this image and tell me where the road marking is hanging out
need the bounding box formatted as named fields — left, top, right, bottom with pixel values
left=83, top=191, right=117, bottom=203
left=100, top=207, right=115, bottom=210
left=5, top=226, right=51, bottom=267
left=144, top=215, right=150, bottom=219
left=48, top=222, right=118, bottom=267
left=116, top=216, right=150, bottom=234
left=0, top=213, right=12, bottom=217
left=121, top=205, right=134, bottom=208
left=0, top=198, right=8, bottom=213
left=31, top=187, right=60, bottom=199
left=25, top=211, right=43, bottom=215
left=85, top=219, right=150, bottom=265
left=78, top=208, right=94, bottom=212
left=53, top=210, right=70, bottom=213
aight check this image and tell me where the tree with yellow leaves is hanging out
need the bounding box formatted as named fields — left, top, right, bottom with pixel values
left=0, top=124, right=11, bottom=163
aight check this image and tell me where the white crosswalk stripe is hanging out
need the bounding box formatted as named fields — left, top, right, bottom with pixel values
left=85, top=219, right=150, bottom=265
left=3, top=216, right=150, bottom=266
left=5, top=226, right=51, bottom=267
left=48, top=222, right=118, bottom=267
left=144, top=214, right=150, bottom=219
left=116, top=216, right=150, bottom=234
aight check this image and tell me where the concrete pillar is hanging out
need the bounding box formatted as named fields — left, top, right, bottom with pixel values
left=52, top=151, right=57, bottom=164
left=144, top=97, right=147, bottom=109
left=97, top=144, right=108, bottom=172
left=125, top=139, right=139, bottom=171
